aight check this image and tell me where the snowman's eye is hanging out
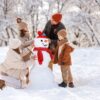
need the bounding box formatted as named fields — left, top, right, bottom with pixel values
left=41, top=40, right=43, bottom=42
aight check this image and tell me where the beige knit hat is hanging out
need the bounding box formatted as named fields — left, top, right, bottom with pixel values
left=57, top=29, right=67, bottom=38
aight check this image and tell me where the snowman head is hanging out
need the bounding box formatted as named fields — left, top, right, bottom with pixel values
left=34, top=31, right=50, bottom=48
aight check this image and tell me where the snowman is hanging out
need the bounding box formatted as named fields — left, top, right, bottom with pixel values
left=29, top=31, right=57, bottom=90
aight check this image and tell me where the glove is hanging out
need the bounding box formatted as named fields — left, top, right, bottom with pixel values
left=48, top=60, right=53, bottom=70
left=61, top=62, right=65, bottom=65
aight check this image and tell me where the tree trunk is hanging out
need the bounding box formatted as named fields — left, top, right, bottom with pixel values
left=85, top=18, right=100, bottom=45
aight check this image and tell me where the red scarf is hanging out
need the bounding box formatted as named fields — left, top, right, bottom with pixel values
left=34, top=47, right=54, bottom=65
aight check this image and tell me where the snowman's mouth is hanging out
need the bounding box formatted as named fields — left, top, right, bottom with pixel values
left=42, top=43, right=48, bottom=47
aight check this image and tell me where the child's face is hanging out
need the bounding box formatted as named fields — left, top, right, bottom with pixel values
left=58, top=35, right=64, bottom=40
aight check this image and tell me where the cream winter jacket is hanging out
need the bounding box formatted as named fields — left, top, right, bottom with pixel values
left=0, top=49, right=31, bottom=72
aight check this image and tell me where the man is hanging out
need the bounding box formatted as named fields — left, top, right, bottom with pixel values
left=43, top=13, right=66, bottom=70
left=43, top=13, right=66, bottom=54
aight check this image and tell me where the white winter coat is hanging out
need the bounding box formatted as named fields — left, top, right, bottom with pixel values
left=0, top=48, right=33, bottom=79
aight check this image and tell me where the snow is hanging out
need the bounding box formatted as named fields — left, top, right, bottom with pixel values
left=29, top=67, right=58, bottom=90
left=0, top=47, right=100, bottom=100
left=66, top=6, right=81, bottom=13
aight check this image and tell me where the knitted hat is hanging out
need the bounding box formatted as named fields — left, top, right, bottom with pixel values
left=9, top=38, right=22, bottom=49
left=57, top=29, right=67, bottom=38
left=52, top=13, right=62, bottom=23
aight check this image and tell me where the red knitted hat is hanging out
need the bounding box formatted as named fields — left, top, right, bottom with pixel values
left=52, top=13, right=62, bottom=23
left=37, top=31, right=47, bottom=38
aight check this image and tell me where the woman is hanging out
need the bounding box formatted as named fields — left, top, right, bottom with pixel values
left=0, top=38, right=33, bottom=88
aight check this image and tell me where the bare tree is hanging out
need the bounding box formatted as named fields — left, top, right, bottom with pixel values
left=55, top=0, right=68, bottom=13
left=0, top=0, right=18, bottom=46
left=65, top=0, right=100, bottom=47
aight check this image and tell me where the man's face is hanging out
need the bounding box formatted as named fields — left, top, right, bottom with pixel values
left=51, top=18, right=58, bottom=25
left=17, top=19, right=22, bottom=23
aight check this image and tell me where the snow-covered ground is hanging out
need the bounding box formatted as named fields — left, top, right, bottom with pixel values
left=0, top=47, right=100, bottom=100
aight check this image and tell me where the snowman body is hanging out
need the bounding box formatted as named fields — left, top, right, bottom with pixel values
left=29, top=35, right=57, bottom=90
left=32, top=38, right=51, bottom=67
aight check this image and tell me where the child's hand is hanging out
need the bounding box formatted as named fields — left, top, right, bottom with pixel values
left=67, top=42, right=77, bottom=49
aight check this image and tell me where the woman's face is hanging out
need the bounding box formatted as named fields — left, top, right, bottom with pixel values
left=20, top=32, right=25, bottom=37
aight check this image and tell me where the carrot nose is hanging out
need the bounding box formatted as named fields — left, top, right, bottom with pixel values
left=44, top=40, right=48, bottom=43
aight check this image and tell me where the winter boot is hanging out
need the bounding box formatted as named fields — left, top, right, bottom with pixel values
left=59, top=81, right=67, bottom=87
left=0, top=80, right=6, bottom=90
left=68, top=82, right=74, bottom=88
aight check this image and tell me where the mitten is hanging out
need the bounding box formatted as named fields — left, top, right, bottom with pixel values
left=48, top=60, right=53, bottom=70
left=61, top=62, right=65, bottom=65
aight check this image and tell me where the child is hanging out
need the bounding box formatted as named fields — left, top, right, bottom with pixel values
left=54, top=29, right=74, bottom=88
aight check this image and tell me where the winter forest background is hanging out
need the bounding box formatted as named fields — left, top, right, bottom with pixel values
left=0, top=0, right=100, bottom=47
